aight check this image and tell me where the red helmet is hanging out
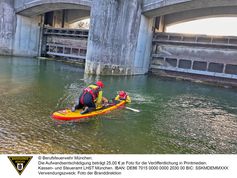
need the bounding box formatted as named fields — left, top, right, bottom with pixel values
left=119, top=91, right=127, bottom=99
left=96, top=80, right=104, bottom=88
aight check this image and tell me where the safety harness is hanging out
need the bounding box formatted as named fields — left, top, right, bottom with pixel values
left=80, top=85, right=101, bottom=105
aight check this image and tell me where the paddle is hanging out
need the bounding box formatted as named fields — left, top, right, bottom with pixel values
left=105, top=101, right=140, bottom=112
left=125, top=106, right=140, bottom=112
left=108, top=94, right=140, bottom=112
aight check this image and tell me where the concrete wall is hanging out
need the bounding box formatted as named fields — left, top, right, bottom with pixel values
left=0, top=0, right=15, bottom=55
left=13, top=15, right=41, bottom=57
left=14, top=0, right=36, bottom=9
left=134, top=15, right=153, bottom=74
left=0, top=1, right=41, bottom=57
left=86, top=0, right=152, bottom=75
left=142, top=0, right=191, bottom=17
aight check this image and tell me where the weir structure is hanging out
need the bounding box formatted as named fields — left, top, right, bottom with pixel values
left=0, top=0, right=237, bottom=85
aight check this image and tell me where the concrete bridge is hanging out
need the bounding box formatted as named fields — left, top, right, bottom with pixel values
left=13, top=0, right=237, bottom=34
left=15, top=0, right=237, bottom=24
left=0, top=0, right=237, bottom=84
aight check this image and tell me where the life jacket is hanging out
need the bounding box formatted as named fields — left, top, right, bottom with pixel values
left=118, top=91, right=127, bottom=100
left=80, top=84, right=101, bottom=104
left=119, top=95, right=127, bottom=100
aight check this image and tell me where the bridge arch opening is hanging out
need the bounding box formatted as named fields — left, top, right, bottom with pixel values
left=166, top=17, right=237, bottom=36
left=42, top=9, right=90, bottom=61
left=69, top=18, right=90, bottom=29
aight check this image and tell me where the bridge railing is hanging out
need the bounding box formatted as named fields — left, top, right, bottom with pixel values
left=153, top=32, right=237, bottom=49
left=46, top=43, right=86, bottom=60
left=44, top=27, right=89, bottom=39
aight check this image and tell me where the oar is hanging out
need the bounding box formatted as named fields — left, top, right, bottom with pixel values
left=125, top=106, right=140, bottom=112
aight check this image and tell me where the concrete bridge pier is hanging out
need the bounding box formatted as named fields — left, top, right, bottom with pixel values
left=0, top=0, right=41, bottom=57
left=13, top=15, right=41, bottom=57
left=85, top=0, right=153, bottom=75
left=0, top=0, right=15, bottom=55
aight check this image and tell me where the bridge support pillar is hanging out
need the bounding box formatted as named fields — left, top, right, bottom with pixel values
left=0, top=0, right=15, bottom=55
left=13, top=15, right=41, bottom=57
left=154, top=16, right=165, bottom=32
left=85, top=0, right=152, bottom=75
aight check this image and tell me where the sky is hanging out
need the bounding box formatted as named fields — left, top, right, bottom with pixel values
left=166, top=17, right=237, bottom=36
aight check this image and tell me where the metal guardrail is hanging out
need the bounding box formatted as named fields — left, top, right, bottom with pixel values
left=43, top=27, right=89, bottom=38
left=153, top=32, right=237, bottom=48
left=46, top=43, right=86, bottom=59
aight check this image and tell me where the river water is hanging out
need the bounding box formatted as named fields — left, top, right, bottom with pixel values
left=0, top=56, right=236, bottom=154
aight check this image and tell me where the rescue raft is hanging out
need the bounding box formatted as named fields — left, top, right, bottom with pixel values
left=51, top=100, right=126, bottom=121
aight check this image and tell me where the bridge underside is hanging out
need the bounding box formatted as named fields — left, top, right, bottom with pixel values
left=165, top=6, right=237, bottom=26
left=16, top=0, right=91, bottom=17
left=142, top=0, right=237, bottom=34
left=17, top=4, right=90, bottom=17
left=143, top=0, right=237, bottom=18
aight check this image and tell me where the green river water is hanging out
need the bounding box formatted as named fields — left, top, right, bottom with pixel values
left=0, top=56, right=236, bottom=154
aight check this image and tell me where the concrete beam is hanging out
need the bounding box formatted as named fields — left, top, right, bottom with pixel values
left=15, top=0, right=91, bottom=17
left=165, top=6, right=237, bottom=26
left=143, top=0, right=191, bottom=14
left=142, top=0, right=237, bottom=18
